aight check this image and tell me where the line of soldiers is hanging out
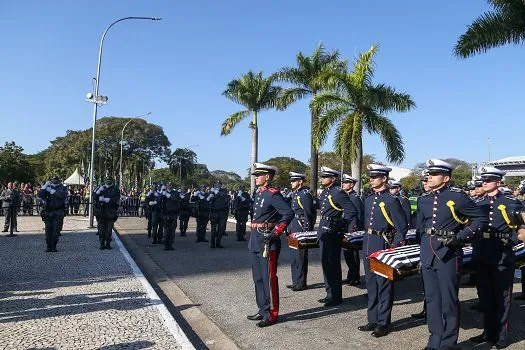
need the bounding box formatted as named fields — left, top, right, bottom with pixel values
left=244, top=160, right=524, bottom=350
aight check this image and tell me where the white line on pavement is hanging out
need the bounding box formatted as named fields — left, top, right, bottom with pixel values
left=113, top=230, right=196, bottom=350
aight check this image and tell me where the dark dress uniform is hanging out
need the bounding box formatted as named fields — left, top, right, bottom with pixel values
left=416, top=160, right=487, bottom=350
left=148, top=190, right=163, bottom=244
left=343, top=188, right=364, bottom=285
left=193, top=190, right=211, bottom=242
left=399, top=195, right=412, bottom=229
left=209, top=187, right=230, bottom=248
left=37, top=181, right=67, bottom=252
left=1, top=188, right=20, bottom=232
left=234, top=189, right=252, bottom=241
left=249, top=179, right=294, bottom=326
left=179, top=192, right=191, bottom=236
left=471, top=170, right=523, bottom=347
left=161, top=188, right=181, bottom=250
left=362, top=187, right=407, bottom=333
left=97, top=184, right=120, bottom=249
left=318, top=174, right=357, bottom=306
left=288, top=186, right=316, bottom=289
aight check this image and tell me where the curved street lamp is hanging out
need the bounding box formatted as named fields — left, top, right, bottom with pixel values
left=86, top=16, right=162, bottom=228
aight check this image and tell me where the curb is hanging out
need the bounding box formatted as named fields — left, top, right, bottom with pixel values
left=113, top=229, right=195, bottom=350
left=114, top=225, right=241, bottom=350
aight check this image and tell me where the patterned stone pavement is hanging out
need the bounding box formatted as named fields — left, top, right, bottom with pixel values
left=0, top=216, right=181, bottom=350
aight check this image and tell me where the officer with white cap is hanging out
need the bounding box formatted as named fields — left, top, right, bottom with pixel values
left=317, top=166, right=357, bottom=307
left=416, top=159, right=487, bottom=350
left=358, top=164, right=408, bottom=338
left=341, top=174, right=364, bottom=286
left=469, top=166, right=523, bottom=348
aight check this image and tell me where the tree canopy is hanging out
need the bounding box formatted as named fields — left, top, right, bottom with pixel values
left=0, top=142, right=35, bottom=184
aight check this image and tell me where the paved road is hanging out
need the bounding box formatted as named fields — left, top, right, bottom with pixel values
left=116, top=216, right=525, bottom=350
left=0, top=216, right=181, bottom=350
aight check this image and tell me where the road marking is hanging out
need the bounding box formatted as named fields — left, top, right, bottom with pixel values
left=113, top=230, right=196, bottom=350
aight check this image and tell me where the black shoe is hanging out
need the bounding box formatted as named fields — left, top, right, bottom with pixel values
left=318, top=297, right=329, bottom=304
left=358, top=323, right=377, bottom=331
left=237, top=237, right=247, bottom=241
left=202, top=239, right=209, bottom=242
left=292, top=285, right=308, bottom=292
left=147, top=233, right=151, bottom=238
left=45, top=247, right=52, bottom=252
left=349, top=280, right=361, bottom=286
left=371, top=325, right=390, bottom=338
left=514, top=294, right=525, bottom=300
left=286, top=284, right=296, bottom=289
left=105, top=243, right=112, bottom=250
left=99, top=243, right=106, bottom=250
left=164, top=246, right=173, bottom=251
left=2, top=229, right=8, bottom=232
left=181, top=233, right=186, bottom=237
left=152, top=239, right=158, bottom=244
left=469, top=333, right=489, bottom=343
left=462, top=279, right=477, bottom=287
left=411, top=310, right=427, bottom=319
left=210, top=245, right=216, bottom=249
left=324, top=299, right=342, bottom=307
left=52, top=245, right=57, bottom=252
left=223, top=232, right=228, bottom=236
left=470, top=303, right=483, bottom=312
left=256, top=320, right=273, bottom=328
left=246, top=313, right=263, bottom=321
left=217, top=245, right=224, bottom=248
left=493, top=340, right=508, bottom=349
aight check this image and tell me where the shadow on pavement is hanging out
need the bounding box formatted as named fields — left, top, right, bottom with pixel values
left=97, top=340, right=155, bottom=350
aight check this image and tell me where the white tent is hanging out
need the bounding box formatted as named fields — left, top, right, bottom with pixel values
left=64, top=168, right=85, bottom=186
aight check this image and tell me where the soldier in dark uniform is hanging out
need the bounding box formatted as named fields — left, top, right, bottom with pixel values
left=233, top=184, right=251, bottom=241
left=286, top=172, right=316, bottom=292
left=192, top=185, right=211, bottom=243
left=161, top=181, right=181, bottom=251
left=358, top=164, right=407, bottom=338
left=469, top=167, right=523, bottom=349
left=1, top=182, right=20, bottom=233
left=97, top=176, right=120, bottom=250
left=317, top=166, right=357, bottom=307
left=416, top=159, right=487, bottom=350
left=145, top=185, right=154, bottom=237
left=246, top=163, right=294, bottom=328
left=209, top=180, right=230, bottom=248
left=179, top=188, right=191, bottom=237
left=389, top=180, right=412, bottom=228
left=341, top=174, right=364, bottom=286
left=147, top=185, right=163, bottom=244
left=37, top=176, right=68, bottom=252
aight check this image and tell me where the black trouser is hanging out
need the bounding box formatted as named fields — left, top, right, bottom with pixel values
left=3, top=208, right=17, bottom=231
left=343, top=248, right=360, bottom=282
left=210, top=211, right=228, bottom=247
left=235, top=211, right=249, bottom=240
left=146, top=210, right=152, bottom=234
left=98, top=217, right=115, bottom=245
left=163, top=216, right=178, bottom=248
left=478, top=260, right=514, bottom=344
left=179, top=212, right=190, bottom=235
left=196, top=214, right=209, bottom=241
left=45, top=213, right=63, bottom=249
left=151, top=210, right=163, bottom=242
left=320, top=235, right=343, bottom=303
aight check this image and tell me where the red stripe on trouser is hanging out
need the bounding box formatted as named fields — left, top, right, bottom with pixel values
left=268, top=250, right=279, bottom=323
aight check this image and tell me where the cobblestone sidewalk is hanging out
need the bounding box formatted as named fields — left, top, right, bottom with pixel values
left=0, top=217, right=182, bottom=350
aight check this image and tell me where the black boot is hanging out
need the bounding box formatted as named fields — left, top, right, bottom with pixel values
left=147, top=231, right=151, bottom=238
left=105, top=242, right=112, bottom=250
left=45, top=243, right=52, bottom=252
left=52, top=243, right=57, bottom=252
left=210, top=237, right=216, bottom=248
left=99, top=242, right=106, bottom=250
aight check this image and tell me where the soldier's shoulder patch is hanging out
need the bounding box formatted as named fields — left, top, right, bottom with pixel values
left=505, top=195, right=518, bottom=201
left=335, top=186, right=342, bottom=191
left=450, top=187, right=463, bottom=193
left=268, top=187, right=280, bottom=194
left=302, top=188, right=312, bottom=195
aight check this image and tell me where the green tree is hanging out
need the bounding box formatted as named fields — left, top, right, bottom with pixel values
left=454, top=0, right=525, bottom=58
left=276, top=43, right=347, bottom=189
left=221, top=71, right=282, bottom=193
left=400, top=175, right=420, bottom=191
left=168, top=148, right=198, bottom=186
left=0, top=142, right=35, bottom=184
left=263, top=157, right=308, bottom=189
left=451, top=166, right=473, bottom=187
left=312, top=45, right=415, bottom=193
left=147, top=168, right=179, bottom=186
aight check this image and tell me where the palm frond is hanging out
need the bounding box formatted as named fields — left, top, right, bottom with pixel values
left=220, top=110, right=250, bottom=136
left=275, top=87, right=311, bottom=110
left=454, top=7, right=525, bottom=58
left=312, top=105, right=347, bottom=149
left=366, top=84, right=416, bottom=113
left=366, top=112, right=405, bottom=163
left=311, top=90, right=350, bottom=114
left=333, top=113, right=355, bottom=160
left=352, top=45, right=378, bottom=87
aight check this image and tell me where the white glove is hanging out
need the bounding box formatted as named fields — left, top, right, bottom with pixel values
left=165, top=192, right=171, bottom=198
left=104, top=197, right=110, bottom=203
left=49, top=189, right=56, bottom=194
left=42, top=181, right=51, bottom=190
left=207, top=193, right=214, bottom=201
left=162, top=191, right=167, bottom=196
left=99, top=196, right=105, bottom=202
left=149, top=201, right=157, bottom=206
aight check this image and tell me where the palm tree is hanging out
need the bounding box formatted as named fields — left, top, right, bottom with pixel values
left=312, top=45, right=415, bottom=193
left=454, top=0, right=525, bottom=58
left=221, top=71, right=282, bottom=193
left=168, top=148, right=197, bottom=187
left=276, top=43, right=347, bottom=188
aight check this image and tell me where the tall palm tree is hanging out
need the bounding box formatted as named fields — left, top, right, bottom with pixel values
left=454, top=0, right=525, bottom=58
left=168, top=148, right=197, bottom=186
left=312, top=45, right=415, bottom=193
left=221, top=71, right=282, bottom=193
left=276, top=43, right=347, bottom=188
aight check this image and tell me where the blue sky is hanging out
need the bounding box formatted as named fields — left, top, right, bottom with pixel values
left=1, top=1, right=523, bottom=176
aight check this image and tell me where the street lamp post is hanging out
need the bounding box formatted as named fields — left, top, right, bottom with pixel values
left=86, top=16, right=161, bottom=228
left=119, top=112, right=152, bottom=189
